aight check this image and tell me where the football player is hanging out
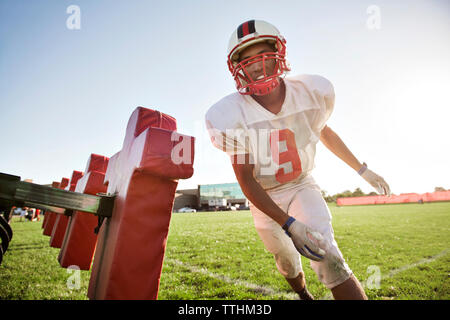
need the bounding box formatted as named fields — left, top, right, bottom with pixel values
left=205, top=20, right=390, bottom=300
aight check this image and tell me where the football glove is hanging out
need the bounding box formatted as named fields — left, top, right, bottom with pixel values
left=282, top=217, right=326, bottom=261
left=359, top=162, right=391, bottom=196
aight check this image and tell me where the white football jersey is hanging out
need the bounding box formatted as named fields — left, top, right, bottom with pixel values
left=205, top=74, right=335, bottom=192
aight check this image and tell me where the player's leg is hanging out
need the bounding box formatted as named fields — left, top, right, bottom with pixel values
left=287, top=183, right=367, bottom=299
left=284, top=271, right=314, bottom=300
left=252, top=222, right=314, bottom=299
left=330, top=274, right=367, bottom=300
left=250, top=191, right=314, bottom=300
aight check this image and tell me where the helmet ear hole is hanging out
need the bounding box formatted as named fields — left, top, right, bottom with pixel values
left=268, top=40, right=277, bottom=52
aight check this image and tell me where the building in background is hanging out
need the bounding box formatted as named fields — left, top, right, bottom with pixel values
left=173, top=188, right=198, bottom=212
left=173, top=182, right=249, bottom=212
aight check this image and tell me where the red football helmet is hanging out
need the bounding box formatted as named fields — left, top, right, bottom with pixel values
left=227, top=20, right=290, bottom=96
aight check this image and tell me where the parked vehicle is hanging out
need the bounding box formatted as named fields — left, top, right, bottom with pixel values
left=178, top=207, right=196, bottom=213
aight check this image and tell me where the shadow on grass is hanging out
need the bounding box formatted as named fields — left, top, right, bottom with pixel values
left=7, top=244, right=50, bottom=251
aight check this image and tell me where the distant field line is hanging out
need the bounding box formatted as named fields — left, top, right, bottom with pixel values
left=165, top=258, right=298, bottom=300
left=320, top=248, right=450, bottom=300
left=380, top=248, right=450, bottom=281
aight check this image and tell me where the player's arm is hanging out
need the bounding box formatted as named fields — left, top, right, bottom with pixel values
left=231, top=154, right=289, bottom=227
left=231, top=154, right=326, bottom=261
left=319, top=125, right=362, bottom=171
left=320, top=125, right=391, bottom=195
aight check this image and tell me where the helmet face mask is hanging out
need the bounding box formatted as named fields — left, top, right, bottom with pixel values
left=227, top=21, right=290, bottom=96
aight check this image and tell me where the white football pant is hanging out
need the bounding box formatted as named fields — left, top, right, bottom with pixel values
left=250, top=175, right=353, bottom=289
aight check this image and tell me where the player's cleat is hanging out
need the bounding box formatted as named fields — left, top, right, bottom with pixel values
left=297, top=286, right=314, bottom=300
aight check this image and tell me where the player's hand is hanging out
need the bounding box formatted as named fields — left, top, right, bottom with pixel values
left=359, top=163, right=391, bottom=196
left=282, top=217, right=326, bottom=261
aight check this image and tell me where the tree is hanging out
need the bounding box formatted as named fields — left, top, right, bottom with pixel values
left=323, top=187, right=372, bottom=203
left=434, top=187, right=446, bottom=192
left=352, top=188, right=365, bottom=197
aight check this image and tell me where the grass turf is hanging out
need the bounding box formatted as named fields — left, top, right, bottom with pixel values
left=0, top=202, right=449, bottom=300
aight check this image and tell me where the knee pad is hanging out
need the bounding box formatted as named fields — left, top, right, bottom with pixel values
left=274, top=250, right=302, bottom=279
left=310, top=249, right=352, bottom=289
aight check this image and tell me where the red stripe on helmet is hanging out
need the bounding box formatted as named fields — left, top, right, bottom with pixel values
left=242, top=22, right=249, bottom=36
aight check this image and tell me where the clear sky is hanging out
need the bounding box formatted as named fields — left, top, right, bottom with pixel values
left=1, top=0, right=449, bottom=196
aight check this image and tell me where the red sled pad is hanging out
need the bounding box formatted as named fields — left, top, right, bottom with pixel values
left=43, top=179, right=67, bottom=236
left=43, top=212, right=57, bottom=236
left=59, top=177, right=70, bottom=190
left=50, top=171, right=83, bottom=248
left=42, top=181, right=61, bottom=229
left=134, top=106, right=177, bottom=135
left=58, top=154, right=109, bottom=270
left=88, top=107, right=194, bottom=300
left=85, top=154, right=109, bottom=174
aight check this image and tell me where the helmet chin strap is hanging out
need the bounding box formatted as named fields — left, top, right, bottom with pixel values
left=248, top=77, right=280, bottom=96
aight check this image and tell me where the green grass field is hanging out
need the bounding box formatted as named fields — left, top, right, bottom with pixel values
left=1, top=202, right=449, bottom=300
